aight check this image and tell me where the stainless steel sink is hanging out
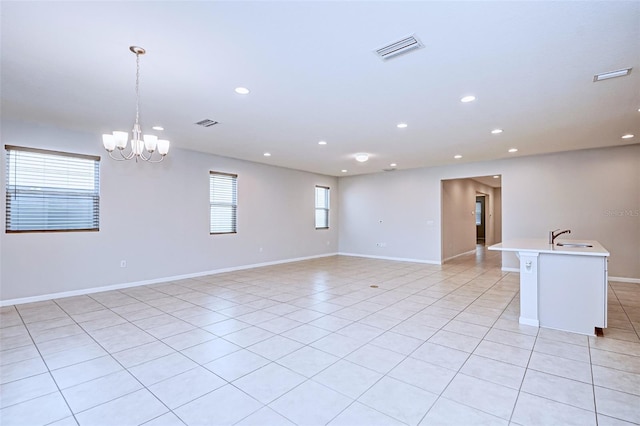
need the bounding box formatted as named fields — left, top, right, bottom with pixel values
left=557, top=243, right=593, bottom=248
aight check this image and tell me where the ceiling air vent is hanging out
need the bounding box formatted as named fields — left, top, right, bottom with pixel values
left=195, top=119, right=219, bottom=127
left=375, top=34, right=424, bottom=60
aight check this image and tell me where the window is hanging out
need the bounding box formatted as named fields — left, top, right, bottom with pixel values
left=209, top=171, right=237, bottom=234
left=315, top=185, right=329, bottom=229
left=5, top=145, right=100, bottom=233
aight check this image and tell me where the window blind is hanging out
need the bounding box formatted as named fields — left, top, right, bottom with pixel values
left=315, top=185, right=329, bottom=229
left=5, top=145, right=100, bottom=232
left=210, top=171, right=237, bottom=234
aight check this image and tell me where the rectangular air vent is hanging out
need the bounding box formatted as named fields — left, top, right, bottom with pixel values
left=195, top=119, right=219, bottom=127
left=375, top=34, right=424, bottom=60
left=593, top=67, right=632, bottom=82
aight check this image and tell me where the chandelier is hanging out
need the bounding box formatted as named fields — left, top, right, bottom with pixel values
left=102, top=46, right=170, bottom=162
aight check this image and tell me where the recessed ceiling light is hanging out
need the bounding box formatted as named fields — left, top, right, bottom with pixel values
left=318, top=140, right=327, bottom=145
left=621, top=134, right=634, bottom=139
left=493, top=175, right=500, bottom=179
left=390, top=163, right=397, bottom=167
left=355, top=153, right=369, bottom=162
left=341, top=169, right=348, bottom=173
left=454, top=155, right=462, bottom=159
left=491, top=129, right=503, bottom=134
left=152, top=126, right=164, bottom=131
left=508, top=148, right=518, bottom=153
left=263, top=152, right=271, bottom=157
left=397, top=123, right=408, bottom=129
left=460, top=95, right=476, bottom=103
left=235, top=87, right=250, bottom=94
left=593, top=68, right=632, bottom=82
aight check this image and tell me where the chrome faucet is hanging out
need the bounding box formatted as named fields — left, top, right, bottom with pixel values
left=549, top=229, right=571, bottom=244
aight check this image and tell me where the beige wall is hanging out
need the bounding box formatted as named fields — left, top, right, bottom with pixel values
left=339, top=144, right=640, bottom=280
left=1, top=120, right=339, bottom=303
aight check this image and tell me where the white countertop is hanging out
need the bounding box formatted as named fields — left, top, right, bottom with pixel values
left=489, top=238, right=610, bottom=257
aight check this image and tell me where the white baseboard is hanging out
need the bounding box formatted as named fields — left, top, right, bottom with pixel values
left=609, top=276, right=640, bottom=284
left=338, top=252, right=442, bottom=265
left=442, top=249, right=477, bottom=263
left=0, top=252, right=339, bottom=307
left=501, top=267, right=520, bottom=273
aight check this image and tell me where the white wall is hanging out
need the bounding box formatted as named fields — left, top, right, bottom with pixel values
left=338, top=144, right=640, bottom=280
left=1, top=120, right=339, bottom=302
left=494, top=187, right=502, bottom=243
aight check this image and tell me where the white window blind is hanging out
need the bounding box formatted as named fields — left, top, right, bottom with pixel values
left=5, top=145, right=100, bottom=233
left=210, top=171, right=237, bottom=234
left=315, top=185, right=329, bottom=229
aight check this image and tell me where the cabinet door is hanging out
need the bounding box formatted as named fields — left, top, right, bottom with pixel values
left=538, top=254, right=605, bottom=335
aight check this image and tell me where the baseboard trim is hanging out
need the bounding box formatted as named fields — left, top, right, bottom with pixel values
left=501, top=267, right=520, bottom=273
left=338, top=252, right=442, bottom=265
left=609, top=276, right=640, bottom=284
left=0, top=252, right=339, bottom=307
left=442, top=249, right=478, bottom=263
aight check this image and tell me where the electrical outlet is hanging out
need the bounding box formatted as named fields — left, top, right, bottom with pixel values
left=120, top=260, right=127, bottom=268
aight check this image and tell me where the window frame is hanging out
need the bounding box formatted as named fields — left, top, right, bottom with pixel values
left=209, top=171, right=238, bottom=235
left=5, top=145, right=101, bottom=233
left=315, top=185, right=330, bottom=230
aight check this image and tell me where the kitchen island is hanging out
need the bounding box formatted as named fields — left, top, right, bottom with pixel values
left=489, top=239, right=610, bottom=335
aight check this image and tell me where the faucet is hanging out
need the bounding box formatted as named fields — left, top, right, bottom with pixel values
left=549, top=229, right=571, bottom=244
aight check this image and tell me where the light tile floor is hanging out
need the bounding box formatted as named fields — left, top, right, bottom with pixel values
left=1, top=249, right=640, bottom=425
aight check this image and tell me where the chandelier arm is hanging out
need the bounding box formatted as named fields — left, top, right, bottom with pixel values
left=145, top=155, right=166, bottom=164
left=117, top=147, right=136, bottom=160
left=108, top=151, right=132, bottom=161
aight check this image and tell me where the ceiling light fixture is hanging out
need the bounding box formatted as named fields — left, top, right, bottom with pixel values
left=397, top=123, right=408, bottom=129
left=318, top=140, right=327, bottom=145
left=341, top=169, right=348, bottom=173
left=152, top=126, right=164, bottom=131
left=102, top=46, right=170, bottom=162
left=491, top=129, right=503, bottom=134
left=454, top=155, right=462, bottom=159
left=593, top=68, right=632, bottom=82
left=235, top=87, right=250, bottom=95
left=390, top=163, right=397, bottom=167
left=493, top=175, right=500, bottom=179
left=355, top=153, right=369, bottom=162
left=508, top=148, right=518, bottom=153
left=621, top=134, right=634, bottom=139
left=263, top=152, right=272, bottom=157
left=460, top=95, right=476, bottom=103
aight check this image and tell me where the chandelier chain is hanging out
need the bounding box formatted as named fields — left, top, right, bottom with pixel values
left=135, top=51, right=140, bottom=129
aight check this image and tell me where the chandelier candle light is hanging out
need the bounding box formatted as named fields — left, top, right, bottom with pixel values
left=102, top=46, right=170, bottom=162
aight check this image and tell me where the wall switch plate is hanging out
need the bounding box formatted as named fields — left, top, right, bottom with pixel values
left=120, top=260, right=127, bottom=268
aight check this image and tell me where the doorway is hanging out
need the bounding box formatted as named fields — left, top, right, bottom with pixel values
left=476, top=195, right=486, bottom=245
left=441, top=175, right=502, bottom=263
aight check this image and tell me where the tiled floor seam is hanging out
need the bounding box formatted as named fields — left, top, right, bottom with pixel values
left=11, top=306, right=80, bottom=425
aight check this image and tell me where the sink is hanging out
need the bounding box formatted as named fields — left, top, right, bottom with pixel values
left=557, top=243, right=593, bottom=248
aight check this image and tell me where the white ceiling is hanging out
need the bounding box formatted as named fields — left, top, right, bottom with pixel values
left=2, top=1, right=639, bottom=176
